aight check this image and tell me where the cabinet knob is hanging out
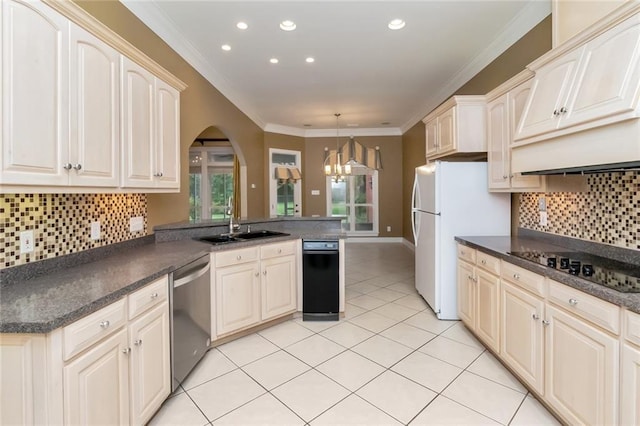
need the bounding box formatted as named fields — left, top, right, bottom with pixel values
left=542, top=320, right=550, bottom=326
left=63, top=163, right=73, bottom=170
left=73, top=164, right=82, bottom=170
left=122, top=348, right=131, bottom=354
left=154, top=172, right=164, bottom=177
left=278, top=249, right=282, bottom=254
left=134, top=339, right=142, bottom=346
left=513, top=273, right=520, bottom=280
left=480, top=259, right=486, bottom=265
left=99, top=320, right=110, bottom=329
left=560, top=107, right=567, bottom=114
left=255, top=272, right=260, bottom=277
left=532, top=314, right=540, bottom=320
left=150, top=292, right=159, bottom=299
left=237, top=255, right=242, bottom=260
left=502, top=175, right=508, bottom=179
left=263, top=270, right=267, bottom=275
left=509, top=174, right=514, bottom=178
left=553, top=109, right=559, bottom=117
left=568, top=298, right=578, bottom=306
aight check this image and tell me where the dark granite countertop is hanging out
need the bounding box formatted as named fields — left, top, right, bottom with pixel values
left=455, top=235, right=640, bottom=314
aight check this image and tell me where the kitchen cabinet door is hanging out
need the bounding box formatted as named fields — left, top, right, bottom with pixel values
left=475, top=269, right=500, bottom=353
left=1, top=0, right=69, bottom=186
left=121, top=57, right=155, bottom=188
left=621, top=343, right=640, bottom=425
left=128, top=302, right=170, bottom=426
left=215, top=262, right=261, bottom=336
left=154, top=79, right=180, bottom=189
left=457, top=260, right=475, bottom=329
left=424, top=117, right=438, bottom=157
left=515, top=47, right=584, bottom=141
left=69, top=23, right=120, bottom=187
left=501, top=281, right=545, bottom=395
left=487, top=94, right=510, bottom=190
left=437, top=106, right=455, bottom=154
left=63, top=328, right=130, bottom=426
left=261, top=254, right=297, bottom=321
left=544, top=304, right=618, bottom=425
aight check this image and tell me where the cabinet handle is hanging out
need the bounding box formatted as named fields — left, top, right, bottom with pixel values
left=553, top=109, right=560, bottom=117
left=63, top=163, right=73, bottom=170
left=73, top=164, right=82, bottom=170
left=542, top=320, right=550, bottom=326
left=568, top=298, right=578, bottom=306
left=99, top=320, right=110, bottom=329
left=513, top=273, right=520, bottom=280
left=560, top=107, right=567, bottom=114
left=237, top=255, right=242, bottom=260
left=150, top=292, right=159, bottom=299
left=134, top=339, right=142, bottom=346
left=122, top=348, right=131, bottom=354
left=532, top=314, right=540, bottom=320
left=154, top=172, right=164, bottom=177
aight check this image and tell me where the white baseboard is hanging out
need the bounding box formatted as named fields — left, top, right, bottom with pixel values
left=346, top=237, right=405, bottom=244
left=402, top=238, right=415, bottom=252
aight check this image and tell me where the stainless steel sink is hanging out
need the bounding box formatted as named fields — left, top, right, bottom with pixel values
left=198, top=230, right=289, bottom=245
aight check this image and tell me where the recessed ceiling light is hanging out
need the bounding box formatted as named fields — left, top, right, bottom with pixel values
left=269, top=58, right=279, bottom=64
left=280, top=20, right=296, bottom=31
left=221, top=44, right=231, bottom=51
left=305, top=57, right=315, bottom=63
left=388, top=19, right=406, bottom=30
left=236, top=22, right=248, bottom=30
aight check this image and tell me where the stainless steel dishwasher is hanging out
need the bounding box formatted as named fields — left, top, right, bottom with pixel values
left=170, top=254, right=211, bottom=391
left=302, top=240, right=339, bottom=321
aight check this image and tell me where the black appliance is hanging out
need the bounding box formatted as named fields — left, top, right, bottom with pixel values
left=509, top=250, right=640, bottom=293
left=302, top=240, right=340, bottom=321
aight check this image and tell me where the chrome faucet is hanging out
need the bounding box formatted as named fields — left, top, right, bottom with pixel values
left=226, top=197, right=240, bottom=234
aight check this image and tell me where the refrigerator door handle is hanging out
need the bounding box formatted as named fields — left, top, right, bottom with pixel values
left=411, top=176, right=419, bottom=245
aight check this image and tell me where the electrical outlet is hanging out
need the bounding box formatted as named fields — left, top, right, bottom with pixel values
left=387, top=226, right=391, bottom=232
left=129, top=216, right=144, bottom=233
left=538, top=196, right=547, bottom=211
left=540, top=211, right=548, bottom=226
left=20, top=230, right=34, bottom=254
left=91, top=221, right=101, bottom=240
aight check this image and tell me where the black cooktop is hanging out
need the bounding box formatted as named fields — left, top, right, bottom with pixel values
left=509, top=250, right=640, bottom=293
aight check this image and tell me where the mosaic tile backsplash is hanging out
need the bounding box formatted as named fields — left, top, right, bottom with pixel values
left=1, top=194, right=148, bottom=269
left=519, top=171, right=639, bottom=251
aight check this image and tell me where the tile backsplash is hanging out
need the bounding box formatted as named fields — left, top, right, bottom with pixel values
left=1, top=194, right=148, bottom=269
left=519, top=171, right=639, bottom=251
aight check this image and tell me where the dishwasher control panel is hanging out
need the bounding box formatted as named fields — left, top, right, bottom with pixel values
left=302, top=240, right=339, bottom=251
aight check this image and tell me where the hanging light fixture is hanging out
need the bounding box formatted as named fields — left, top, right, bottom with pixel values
left=324, top=113, right=352, bottom=182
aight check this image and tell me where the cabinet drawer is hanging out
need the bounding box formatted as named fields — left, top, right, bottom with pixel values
left=548, top=279, right=620, bottom=334
left=261, top=240, right=296, bottom=260
left=501, top=261, right=546, bottom=297
left=476, top=252, right=500, bottom=275
left=128, top=275, right=168, bottom=320
left=215, top=246, right=259, bottom=268
left=63, top=298, right=127, bottom=361
left=624, top=310, right=640, bottom=346
left=457, top=244, right=476, bottom=263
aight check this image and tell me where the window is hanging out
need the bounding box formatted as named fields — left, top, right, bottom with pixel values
left=327, top=167, right=378, bottom=235
left=269, top=148, right=302, bottom=217
left=189, top=146, right=234, bottom=220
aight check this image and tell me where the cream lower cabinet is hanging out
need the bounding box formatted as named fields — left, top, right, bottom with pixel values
left=621, top=343, right=640, bottom=424
left=457, top=259, right=476, bottom=327
left=213, top=240, right=299, bottom=339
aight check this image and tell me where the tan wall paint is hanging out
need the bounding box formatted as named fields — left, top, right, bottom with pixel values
left=263, top=133, right=306, bottom=217
left=401, top=16, right=552, bottom=242
left=74, top=1, right=265, bottom=230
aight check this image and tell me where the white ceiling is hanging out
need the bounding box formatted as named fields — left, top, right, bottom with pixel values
left=121, top=1, right=550, bottom=137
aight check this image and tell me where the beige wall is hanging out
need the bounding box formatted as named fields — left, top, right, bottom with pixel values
left=74, top=1, right=265, bottom=230
left=400, top=16, right=552, bottom=242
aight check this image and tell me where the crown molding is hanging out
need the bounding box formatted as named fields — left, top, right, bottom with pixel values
left=264, top=124, right=402, bottom=138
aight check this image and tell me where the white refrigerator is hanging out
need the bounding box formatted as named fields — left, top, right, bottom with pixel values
left=411, top=161, right=511, bottom=320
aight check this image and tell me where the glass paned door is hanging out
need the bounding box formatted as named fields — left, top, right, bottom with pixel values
left=269, top=148, right=302, bottom=218
left=327, top=169, right=378, bottom=235
left=209, top=168, right=233, bottom=220
left=189, top=146, right=234, bottom=220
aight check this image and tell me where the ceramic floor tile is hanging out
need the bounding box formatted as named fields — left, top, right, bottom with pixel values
left=285, top=334, right=346, bottom=366
left=316, top=350, right=385, bottom=391
left=271, top=370, right=350, bottom=422
left=258, top=320, right=315, bottom=348
left=403, top=312, right=458, bottom=334
left=242, top=350, right=310, bottom=390
left=351, top=335, right=413, bottom=368
left=372, top=303, right=419, bottom=322
left=348, top=311, right=398, bottom=333
left=148, top=392, right=209, bottom=426
left=467, top=351, right=527, bottom=394
left=367, top=287, right=407, bottom=302
left=294, top=318, right=340, bottom=332
left=181, top=348, right=237, bottom=390
left=385, top=282, right=417, bottom=294
left=418, top=336, right=484, bottom=369
left=391, top=351, right=462, bottom=393
left=442, top=371, right=526, bottom=424
left=409, top=395, right=500, bottom=425
left=320, top=321, right=375, bottom=348
left=348, top=282, right=382, bottom=294
left=343, top=303, right=367, bottom=320
left=348, top=294, right=388, bottom=310
left=311, top=394, right=402, bottom=425
left=187, top=369, right=265, bottom=421
left=441, top=322, right=485, bottom=349
left=510, top=394, right=561, bottom=425
left=393, top=294, right=429, bottom=311
left=345, top=288, right=364, bottom=300
left=216, top=333, right=279, bottom=366
left=380, top=323, right=436, bottom=349
left=356, top=370, right=437, bottom=424
left=214, top=393, right=304, bottom=425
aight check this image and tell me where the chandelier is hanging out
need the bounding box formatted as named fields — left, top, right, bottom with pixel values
left=324, top=113, right=352, bottom=182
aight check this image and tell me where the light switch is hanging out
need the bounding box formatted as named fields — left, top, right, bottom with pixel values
left=311, top=190, right=320, bottom=196
left=20, top=230, right=34, bottom=254
left=130, top=216, right=144, bottom=233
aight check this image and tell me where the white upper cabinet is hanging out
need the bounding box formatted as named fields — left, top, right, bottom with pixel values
left=515, top=12, right=640, bottom=144
left=1, top=0, right=69, bottom=186
left=154, top=79, right=180, bottom=189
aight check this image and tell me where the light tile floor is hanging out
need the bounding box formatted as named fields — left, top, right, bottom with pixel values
left=150, top=243, right=560, bottom=425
